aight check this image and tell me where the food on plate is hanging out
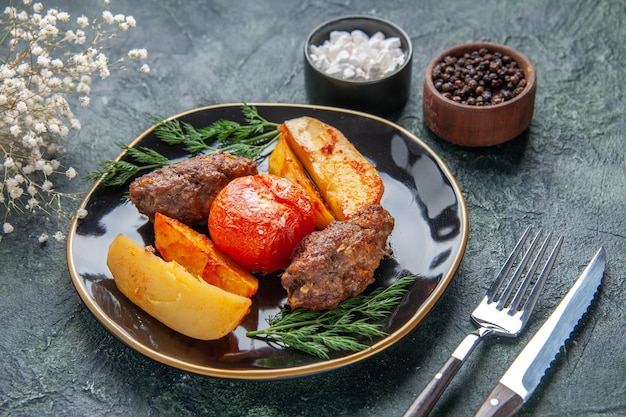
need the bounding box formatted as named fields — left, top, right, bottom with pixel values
left=268, top=135, right=335, bottom=229
left=153, top=212, right=259, bottom=298
left=281, top=204, right=394, bottom=310
left=278, top=116, right=384, bottom=220
left=129, top=153, right=258, bottom=225
left=208, top=174, right=316, bottom=274
left=107, top=234, right=251, bottom=340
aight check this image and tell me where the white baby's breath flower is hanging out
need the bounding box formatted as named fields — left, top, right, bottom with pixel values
left=41, top=180, right=53, bottom=191
left=66, top=54, right=87, bottom=65
left=3, top=223, right=15, bottom=234
left=31, top=45, right=43, bottom=56
left=63, top=29, right=76, bottom=42
left=75, top=29, right=86, bottom=44
left=77, top=82, right=90, bottom=94
left=16, top=63, right=30, bottom=74
left=48, top=123, right=60, bottom=134
left=26, top=197, right=39, bottom=208
left=10, top=125, right=22, bottom=136
left=99, top=66, right=111, bottom=79
left=33, top=122, right=47, bottom=133
left=36, top=54, right=50, bottom=66
left=128, top=48, right=148, bottom=59
left=4, top=7, right=18, bottom=19
left=76, top=208, right=88, bottom=219
left=139, top=64, right=150, bottom=73
left=53, top=231, right=64, bottom=241
left=76, top=15, right=88, bottom=28
left=42, top=163, right=54, bottom=175
left=102, top=10, right=114, bottom=24
left=47, top=77, right=62, bottom=88
left=1, top=0, right=148, bottom=243
left=9, top=186, right=24, bottom=199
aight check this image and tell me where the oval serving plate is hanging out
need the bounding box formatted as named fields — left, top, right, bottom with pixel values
left=66, top=103, right=468, bottom=379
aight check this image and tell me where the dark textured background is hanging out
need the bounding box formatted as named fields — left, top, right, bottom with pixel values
left=1, top=0, right=624, bottom=416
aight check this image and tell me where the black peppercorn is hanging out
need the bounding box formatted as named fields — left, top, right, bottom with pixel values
left=431, top=48, right=526, bottom=105
left=441, top=82, right=455, bottom=92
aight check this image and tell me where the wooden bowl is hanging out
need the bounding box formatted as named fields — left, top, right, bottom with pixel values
left=423, top=42, right=536, bottom=146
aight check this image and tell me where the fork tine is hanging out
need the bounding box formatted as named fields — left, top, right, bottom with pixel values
left=496, top=228, right=544, bottom=309
left=507, top=232, right=554, bottom=312
left=519, top=235, right=564, bottom=320
left=486, top=225, right=532, bottom=302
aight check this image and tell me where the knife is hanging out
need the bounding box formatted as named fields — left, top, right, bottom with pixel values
left=473, top=247, right=606, bottom=417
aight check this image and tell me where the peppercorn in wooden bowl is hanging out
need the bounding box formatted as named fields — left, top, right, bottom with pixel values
left=304, top=16, right=413, bottom=117
left=423, top=42, right=536, bottom=146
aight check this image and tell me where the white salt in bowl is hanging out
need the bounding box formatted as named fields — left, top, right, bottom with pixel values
left=304, top=16, right=413, bottom=116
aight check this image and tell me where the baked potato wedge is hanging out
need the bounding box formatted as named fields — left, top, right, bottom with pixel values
left=268, top=135, right=335, bottom=229
left=154, top=212, right=258, bottom=298
left=107, top=234, right=251, bottom=340
left=279, top=117, right=384, bottom=220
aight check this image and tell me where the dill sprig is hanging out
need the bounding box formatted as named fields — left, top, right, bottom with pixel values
left=247, top=275, right=415, bottom=358
left=84, top=144, right=171, bottom=186
left=86, top=104, right=280, bottom=186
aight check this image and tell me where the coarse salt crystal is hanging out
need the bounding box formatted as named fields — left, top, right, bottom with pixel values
left=310, top=30, right=406, bottom=81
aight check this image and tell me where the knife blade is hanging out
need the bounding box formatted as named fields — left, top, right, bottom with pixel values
left=473, top=247, right=606, bottom=417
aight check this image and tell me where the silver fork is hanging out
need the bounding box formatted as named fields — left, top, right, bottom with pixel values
left=402, top=226, right=563, bottom=417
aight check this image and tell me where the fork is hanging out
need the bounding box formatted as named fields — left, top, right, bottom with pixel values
left=402, top=226, right=563, bottom=417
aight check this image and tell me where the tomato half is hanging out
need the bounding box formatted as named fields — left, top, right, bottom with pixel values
left=208, top=174, right=316, bottom=274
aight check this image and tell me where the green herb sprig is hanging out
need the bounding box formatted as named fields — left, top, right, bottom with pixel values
left=247, top=275, right=415, bottom=358
left=85, top=104, right=280, bottom=186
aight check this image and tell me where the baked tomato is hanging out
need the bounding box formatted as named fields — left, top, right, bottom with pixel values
left=208, top=174, right=316, bottom=274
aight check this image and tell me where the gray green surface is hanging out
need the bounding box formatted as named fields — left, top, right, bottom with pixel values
left=1, top=0, right=624, bottom=416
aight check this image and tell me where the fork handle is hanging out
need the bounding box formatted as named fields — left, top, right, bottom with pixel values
left=402, top=334, right=481, bottom=417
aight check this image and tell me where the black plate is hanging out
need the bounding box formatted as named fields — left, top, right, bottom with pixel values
left=66, top=103, right=468, bottom=379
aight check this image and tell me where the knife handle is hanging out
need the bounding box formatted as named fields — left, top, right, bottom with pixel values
left=474, top=382, right=524, bottom=417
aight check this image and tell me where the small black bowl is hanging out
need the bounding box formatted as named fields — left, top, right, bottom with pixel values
left=304, top=16, right=413, bottom=117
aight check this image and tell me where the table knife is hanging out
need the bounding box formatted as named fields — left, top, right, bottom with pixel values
left=473, top=247, right=606, bottom=417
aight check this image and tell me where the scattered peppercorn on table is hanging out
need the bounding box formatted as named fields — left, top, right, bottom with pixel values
left=1, top=1, right=624, bottom=417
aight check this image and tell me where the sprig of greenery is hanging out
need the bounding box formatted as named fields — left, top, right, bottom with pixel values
left=86, top=104, right=280, bottom=186
left=84, top=144, right=171, bottom=186
left=247, top=275, right=415, bottom=358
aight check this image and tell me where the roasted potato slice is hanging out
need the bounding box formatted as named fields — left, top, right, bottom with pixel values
left=279, top=117, right=384, bottom=220
left=154, top=212, right=258, bottom=298
left=268, top=135, right=336, bottom=229
left=107, top=234, right=251, bottom=340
